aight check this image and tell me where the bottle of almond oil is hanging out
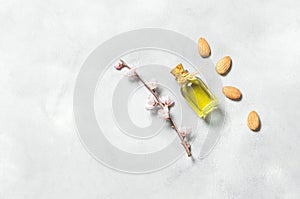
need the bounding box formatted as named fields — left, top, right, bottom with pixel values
left=171, top=64, right=218, bottom=118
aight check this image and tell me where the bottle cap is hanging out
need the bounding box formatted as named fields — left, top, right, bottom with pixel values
left=170, top=64, right=188, bottom=77
left=170, top=64, right=198, bottom=83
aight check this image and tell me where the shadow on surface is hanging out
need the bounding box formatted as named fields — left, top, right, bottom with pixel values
left=199, top=107, right=225, bottom=159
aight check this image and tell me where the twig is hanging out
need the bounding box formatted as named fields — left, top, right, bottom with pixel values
left=120, top=59, right=192, bottom=157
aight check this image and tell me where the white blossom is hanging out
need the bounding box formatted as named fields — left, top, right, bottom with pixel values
left=160, top=96, right=174, bottom=107
left=145, top=95, right=158, bottom=110
left=179, top=127, right=191, bottom=137
left=124, top=67, right=136, bottom=77
left=147, top=81, right=157, bottom=90
left=157, top=105, right=170, bottom=119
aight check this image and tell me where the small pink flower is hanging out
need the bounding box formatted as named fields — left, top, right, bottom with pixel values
left=179, top=127, right=191, bottom=137
left=124, top=67, right=136, bottom=77
left=157, top=105, right=170, bottom=119
left=114, top=61, right=124, bottom=70
left=160, top=96, right=174, bottom=107
left=185, top=140, right=191, bottom=148
left=147, top=81, right=157, bottom=90
left=145, top=95, right=158, bottom=110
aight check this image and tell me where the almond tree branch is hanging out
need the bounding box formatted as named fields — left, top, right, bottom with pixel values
left=120, top=59, right=192, bottom=157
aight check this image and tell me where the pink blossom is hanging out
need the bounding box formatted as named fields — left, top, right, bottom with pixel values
left=124, top=67, right=136, bottom=77
left=114, top=61, right=124, bottom=70
left=145, top=95, right=158, bottom=110
left=160, top=96, right=174, bottom=107
left=157, top=105, right=170, bottom=119
left=147, top=81, right=157, bottom=90
left=179, top=127, right=191, bottom=137
left=185, top=140, right=191, bottom=148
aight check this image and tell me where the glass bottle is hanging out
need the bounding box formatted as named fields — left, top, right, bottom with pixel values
left=171, top=64, right=218, bottom=118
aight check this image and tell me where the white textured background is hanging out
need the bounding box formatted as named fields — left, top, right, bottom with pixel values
left=1, top=0, right=300, bottom=198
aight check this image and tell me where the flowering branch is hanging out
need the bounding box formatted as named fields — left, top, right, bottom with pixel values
left=114, top=59, right=192, bottom=157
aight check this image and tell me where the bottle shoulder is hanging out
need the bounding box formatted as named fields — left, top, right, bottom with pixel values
left=180, top=77, right=211, bottom=93
left=181, top=77, right=203, bottom=86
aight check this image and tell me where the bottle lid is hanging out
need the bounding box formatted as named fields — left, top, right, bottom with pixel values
left=170, top=64, right=198, bottom=83
left=171, top=64, right=188, bottom=76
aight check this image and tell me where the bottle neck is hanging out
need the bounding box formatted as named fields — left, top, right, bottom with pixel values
left=175, top=72, right=197, bottom=84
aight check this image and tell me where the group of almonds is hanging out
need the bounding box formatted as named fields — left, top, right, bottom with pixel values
left=198, top=37, right=261, bottom=131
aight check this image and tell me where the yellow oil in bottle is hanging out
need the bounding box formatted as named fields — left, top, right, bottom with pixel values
left=171, top=64, right=218, bottom=118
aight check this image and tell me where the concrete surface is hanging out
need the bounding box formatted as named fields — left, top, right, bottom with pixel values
left=1, top=0, right=300, bottom=198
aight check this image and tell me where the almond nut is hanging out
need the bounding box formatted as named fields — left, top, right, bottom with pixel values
left=216, top=56, right=232, bottom=75
left=198, top=37, right=211, bottom=58
left=247, top=111, right=261, bottom=131
left=222, top=86, right=242, bottom=100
